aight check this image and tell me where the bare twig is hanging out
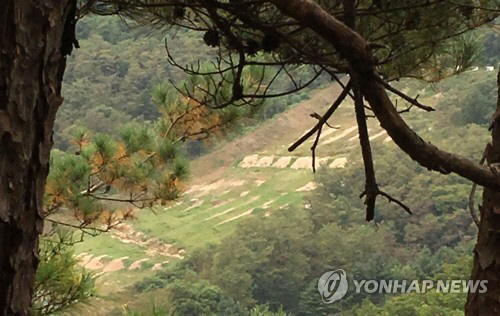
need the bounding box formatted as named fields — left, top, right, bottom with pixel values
left=376, top=75, right=435, bottom=112
left=311, top=126, right=322, bottom=173
left=288, top=80, right=352, bottom=152
left=353, top=77, right=411, bottom=220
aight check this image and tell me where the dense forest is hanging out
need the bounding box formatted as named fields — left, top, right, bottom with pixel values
left=55, top=16, right=326, bottom=153
left=43, top=14, right=499, bottom=315
left=119, top=71, right=498, bottom=315
left=0, top=1, right=499, bottom=315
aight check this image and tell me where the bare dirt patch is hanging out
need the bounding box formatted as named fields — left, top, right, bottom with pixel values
left=329, top=157, right=348, bottom=169
left=297, top=182, right=318, bottom=192
left=85, top=255, right=108, bottom=270
left=102, top=257, right=129, bottom=273
left=272, top=156, right=292, bottom=168
left=189, top=82, right=349, bottom=183
left=128, top=259, right=149, bottom=270
left=369, top=130, right=387, bottom=141
left=78, top=254, right=93, bottom=267
left=254, top=180, right=265, bottom=186
left=321, top=125, right=358, bottom=145
left=239, top=154, right=260, bottom=168
left=111, top=223, right=184, bottom=259
left=291, top=157, right=313, bottom=169
left=186, top=179, right=246, bottom=197
left=217, top=208, right=255, bottom=226
left=255, top=156, right=274, bottom=167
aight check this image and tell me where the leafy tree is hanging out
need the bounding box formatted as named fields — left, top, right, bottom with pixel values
left=209, top=208, right=314, bottom=310
left=1, top=0, right=499, bottom=314
left=249, top=305, right=290, bottom=316
left=165, top=280, right=246, bottom=315
left=84, top=3, right=498, bottom=311
left=38, top=77, right=251, bottom=312
left=452, top=74, right=497, bottom=125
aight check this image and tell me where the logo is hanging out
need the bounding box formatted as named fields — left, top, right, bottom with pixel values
left=317, top=268, right=488, bottom=304
left=317, top=269, right=348, bottom=304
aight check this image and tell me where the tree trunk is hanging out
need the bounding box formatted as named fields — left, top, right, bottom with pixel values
left=0, top=1, right=76, bottom=314
left=466, top=71, right=500, bottom=315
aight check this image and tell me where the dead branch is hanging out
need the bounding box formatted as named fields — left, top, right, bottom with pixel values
left=376, top=75, right=435, bottom=112
left=288, top=80, right=352, bottom=152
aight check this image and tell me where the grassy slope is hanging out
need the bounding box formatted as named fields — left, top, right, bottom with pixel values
left=71, top=69, right=493, bottom=314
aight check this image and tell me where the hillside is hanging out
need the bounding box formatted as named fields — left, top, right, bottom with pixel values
left=67, top=81, right=369, bottom=309
left=67, top=68, right=497, bottom=314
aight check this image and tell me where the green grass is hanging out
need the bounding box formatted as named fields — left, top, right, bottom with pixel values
left=73, top=232, right=145, bottom=260
left=132, top=167, right=313, bottom=249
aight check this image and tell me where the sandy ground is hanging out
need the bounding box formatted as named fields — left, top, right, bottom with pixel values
left=186, top=179, right=246, bottom=196
left=272, top=156, right=292, bottom=168
left=102, top=257, right=129, bottom=273
left=128, top=259, right=149, bottom=270
left=297, top=182, right=318, bottom=192
left=239, top=155, right=351, bottom=170
left=85, top=255, right=108, bottom=270
left=329, top=157, right=348, bottom=169
left=255, top=155, right=274, bottom=167
left=217, top=208, right=255, bottom=225
left=111, top=223, right=184, bottom=259
left=254, top=179, right=265, bottom=186
left=369, top=130, right=387, bottom=141
left=321, top=125, right=358, bottom=145
left=239, top=154, right=260, bottom=168
left=290, top=157, right=313, bottom=169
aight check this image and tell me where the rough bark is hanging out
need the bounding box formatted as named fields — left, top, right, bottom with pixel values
left=0, top=1, right=75, bottom=314
left=466, top=71, right=500, bottom=315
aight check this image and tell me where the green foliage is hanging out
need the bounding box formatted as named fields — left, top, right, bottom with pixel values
left=44, top=3, right=500, bottom=314
left=125, top=71, right=493, bottom=315
left=352, top=291, right=465, bottom=316
left=210, top=208, right=314, bottom=310
left=249, top=305, right=290, bottom=316
left=126, top=279, right=246, bottom=315
left=166, top=280, right=246, bottom=315
left=452, top=73, right=497, bottom=125
left=33, top=231, right=95, bottom=315
left=45, top=123, right=191, bottom=227
left=122, top=303, right=168, bottom=316
left=55, top=15, right=214, bottom=150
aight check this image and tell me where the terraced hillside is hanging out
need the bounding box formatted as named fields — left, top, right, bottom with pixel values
left=72, top=64, right=500, bottom=315
left=69, top=79, right=414, bottom=310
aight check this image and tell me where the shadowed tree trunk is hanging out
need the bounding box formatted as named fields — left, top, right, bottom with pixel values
left=466, top=71, right=500, bottom=315
left=0, top=1, right=76, bottom=314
